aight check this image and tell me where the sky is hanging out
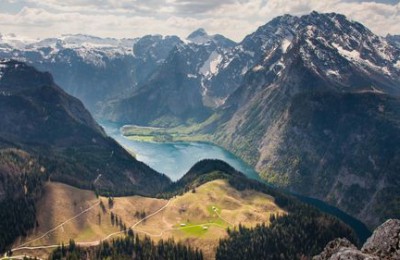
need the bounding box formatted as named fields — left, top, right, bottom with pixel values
left=0, top=0, right=399, bottom=42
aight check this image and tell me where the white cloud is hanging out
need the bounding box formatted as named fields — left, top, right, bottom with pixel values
left=0, top=0, right=398, bottom=41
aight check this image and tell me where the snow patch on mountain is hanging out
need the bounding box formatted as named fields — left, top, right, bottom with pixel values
left=333, top=43, right=384, bottom=74
left=326, top=69, right=340, bottom=77
left=241, top=65, right=249, bottom=75
left=199, top=51, right=222, bottom=76
left=0, top=62, right=7, bottom=80
left=281, top=39, right=292, bottom=53
left=252, top=65, right=264, bottom=72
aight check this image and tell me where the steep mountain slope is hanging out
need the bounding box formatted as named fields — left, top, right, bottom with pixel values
left=205, top=12, right=400, bottom=227
left=205, top=14, right=299, bottom=101
left=100, top=13, right=399, bottom=128
left=0, top=59, right=170, bottom=195
left=132, top=34, right=183, bottom=85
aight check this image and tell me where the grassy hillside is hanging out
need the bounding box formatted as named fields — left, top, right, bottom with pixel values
left=136, top=179, right=284, bottom=258
left=13, top=180, right=283, bottom=259
left=8, top=159, right=359, bottom=259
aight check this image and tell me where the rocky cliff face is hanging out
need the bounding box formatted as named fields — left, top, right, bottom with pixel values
left=314, top=219, right=400, bottom=260
left=208, top=12, right=400, bottom=228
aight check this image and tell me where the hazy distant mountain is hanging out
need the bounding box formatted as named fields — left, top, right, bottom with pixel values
left=101, top=29, right=236, bottom=126
left=206, top=12, right=400, bottom=227
left=0, top=34, right=182, bottom=112
left=0, top=31, right=240, bottom=122
left=186, top=28, right=236, bottom=48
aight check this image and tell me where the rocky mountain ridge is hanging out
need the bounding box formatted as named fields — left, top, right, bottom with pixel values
left=0, top=30, right=238, bottom=118
left=314, top=219, right=400, bottom=259
left=2, top=11, right=400, bottom=229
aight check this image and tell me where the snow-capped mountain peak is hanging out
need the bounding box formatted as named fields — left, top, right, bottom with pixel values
left=186, top=28, right=236, bottom=48
left=236, top=11, right=400, bottom=98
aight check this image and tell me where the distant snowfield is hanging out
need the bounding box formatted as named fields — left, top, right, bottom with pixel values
left=0, top=33, right=137, bottom=65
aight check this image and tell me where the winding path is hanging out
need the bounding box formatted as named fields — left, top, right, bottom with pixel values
left=6, top=199, right=235, bottom=260
left=15, top=201, right=100, bottom=249
left=9, top=199, right=171, bottom=254
left=213, top=207, right=234, bottom=226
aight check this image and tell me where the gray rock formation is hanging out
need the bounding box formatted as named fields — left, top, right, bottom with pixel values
left=314, top=219, right=400, bottom=260
left=362, top=219, right=400, bottom=259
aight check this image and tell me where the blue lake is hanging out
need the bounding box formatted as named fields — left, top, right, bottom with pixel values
left=101, top=121, right=261, bottom=182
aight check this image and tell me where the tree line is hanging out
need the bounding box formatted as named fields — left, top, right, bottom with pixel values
left=49, top=234, right=203, bottom=260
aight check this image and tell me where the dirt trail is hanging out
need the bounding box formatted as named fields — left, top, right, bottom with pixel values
left=15, top=201, right=100, bottom=249
left=10, top=199, right=171, bottom=254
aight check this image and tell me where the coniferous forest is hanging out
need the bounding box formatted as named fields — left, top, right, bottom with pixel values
left=48, top=234, right=203, bottom=260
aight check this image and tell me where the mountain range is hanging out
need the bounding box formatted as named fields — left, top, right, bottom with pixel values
left=1, top=10, right=399, bottom=230
left=0, top=62, right=360, bottom=256
left=0, top=33, right=181, bottom=112
left=2, top=10, right=400, bottom=259
left=114, top=12, right=400, bottom=228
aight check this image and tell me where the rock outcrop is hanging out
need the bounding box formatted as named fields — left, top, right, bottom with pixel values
left=314, top=219, right=400, bottom=260
left=362, top=219, right=400, bottom=259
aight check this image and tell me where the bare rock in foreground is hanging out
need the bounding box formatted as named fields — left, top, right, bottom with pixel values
left=314, top=219, right=400, bottom=260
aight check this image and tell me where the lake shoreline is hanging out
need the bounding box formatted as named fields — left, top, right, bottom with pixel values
left=100, top=120, right=371, bottom=244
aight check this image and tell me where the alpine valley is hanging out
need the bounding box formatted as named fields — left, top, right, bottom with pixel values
left=0, top=10, right=399, bottom=260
